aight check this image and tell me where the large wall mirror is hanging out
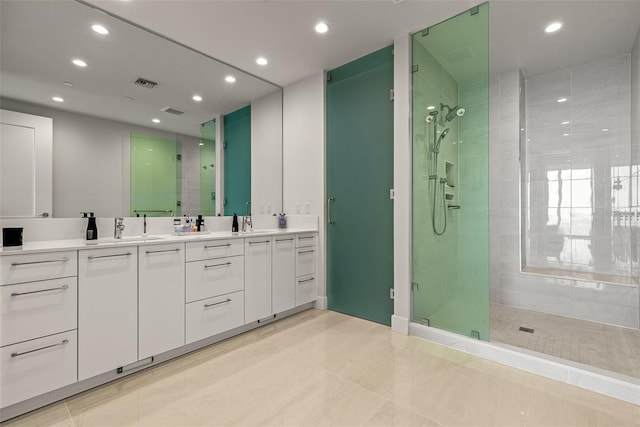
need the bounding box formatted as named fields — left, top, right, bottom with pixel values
left=0, top=0, right=282, bottom=218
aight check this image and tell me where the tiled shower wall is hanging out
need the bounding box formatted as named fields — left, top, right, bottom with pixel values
left=525, top=55, right=632, bottom=277
left=489, top=61, right=640, bottom=329
left=632, top=27, right=640, bottom=317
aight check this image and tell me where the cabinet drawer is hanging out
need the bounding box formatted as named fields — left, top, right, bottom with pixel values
left=186, top=239, right=243, bottom=262
left=186, top=291, right=244, bottom=344
left=1, top=278, right=77, bottom=347
left=296, top=247, right=316, bottom=277
left=1, top=251, right=77, bottom=285
left=296, top=233, right=316, bottom=248
left=186, top=256, right=244, bottom=303
left=0, top=330, right=77, bottom=408
left=296, top=275, right=316, bottom=306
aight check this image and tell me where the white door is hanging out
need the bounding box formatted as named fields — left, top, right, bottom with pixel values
left=272, top=236, right=295, bottom=313
left=0, top=109, right=52, bottom=217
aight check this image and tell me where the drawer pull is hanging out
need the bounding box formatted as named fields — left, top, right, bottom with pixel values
left=299, top=236, right=315, bottom=240
left=88, top=252, right=132, bottom=260
left=299, top=250, right=315, bottom=254
left=11, top=339, right=69, bottom=358
left=146, top=248, right=180, bottom=254
left=11, top=284, right=69, bottom=297
left=275, top=238, right=294, bottom=242
left=249, top=240, right=270, bottom=245
left=204, top=262, right=231, bottom=269
left=204, top=298, right=232, bottom=308
left=204, top=243, right=231, bottom=249
left=11, top=257, right=69, bottom=266
left=298, top=278, right=315, bottom=284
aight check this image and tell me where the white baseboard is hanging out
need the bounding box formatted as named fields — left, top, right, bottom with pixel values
left=314, top=297, right=327, bottom=310
left=391, top=315, right=409, bottom=334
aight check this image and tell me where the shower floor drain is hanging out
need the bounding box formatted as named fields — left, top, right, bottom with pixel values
left=519, top=326, right=535, bottom=333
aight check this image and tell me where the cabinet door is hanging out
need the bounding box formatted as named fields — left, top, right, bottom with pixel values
left=244, top=237, right=272, bottom=323
left=138, top=243, right=185, bottom=359
left=78, top=247, right=138, bottom=380
left=1, top=277, right=77, bottom=347
left=272, top=236, right=295, bottom=313
left=186, top=291, right=244, bottom=344
left=0, top=330, right=77, bottom=408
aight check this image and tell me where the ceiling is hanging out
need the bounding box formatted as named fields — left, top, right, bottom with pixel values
left=0, top=0, right=279, bottom=137
left=87, top=0, right=640, bottom=86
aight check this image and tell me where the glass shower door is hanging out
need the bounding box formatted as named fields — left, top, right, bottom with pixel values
left=411, top=4, right=490, bottom=339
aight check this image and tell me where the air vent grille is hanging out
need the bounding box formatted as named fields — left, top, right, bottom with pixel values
left=134, top=77, right=158, bottom=89
left=162, top=106, right=187, bottom=116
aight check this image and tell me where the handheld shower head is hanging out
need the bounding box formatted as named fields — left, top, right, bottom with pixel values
left=434, top=127, right=450, bottom=153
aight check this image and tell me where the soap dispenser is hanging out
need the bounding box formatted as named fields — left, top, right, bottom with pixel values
left=86, top=212, right=98, bottom=241
left=232, top=213, right=239, bottom=232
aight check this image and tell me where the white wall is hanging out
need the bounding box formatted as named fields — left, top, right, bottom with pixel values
left=282, top=73, right=326, bottom=304
left=251, top=90, right=283, bottom=215
left=490, top=68, right=639, bottom=329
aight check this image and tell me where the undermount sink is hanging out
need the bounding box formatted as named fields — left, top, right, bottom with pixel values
left=238, top=230, right=274, bottom=235
left=97, top=236, right=166, bottom=244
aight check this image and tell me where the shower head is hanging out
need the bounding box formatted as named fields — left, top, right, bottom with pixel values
left=434, top=127, right=450, bottom=152
left=441, top=103, right=466, bottom=122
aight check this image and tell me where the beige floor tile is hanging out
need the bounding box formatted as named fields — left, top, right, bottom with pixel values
left=4, top=309, right=639, bottom=427
left=362, top=401, right=441, bottom=427
left=0, top=402, right=72, bottom=427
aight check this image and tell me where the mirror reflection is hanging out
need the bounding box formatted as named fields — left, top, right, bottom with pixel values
left=0, top=0, right=282, bottom=218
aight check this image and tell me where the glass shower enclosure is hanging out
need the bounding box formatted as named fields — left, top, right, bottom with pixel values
left=411, top=4, right=490, bottom=339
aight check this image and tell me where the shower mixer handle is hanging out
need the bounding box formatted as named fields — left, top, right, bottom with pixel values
left=447, top=205, right=461, bottom=210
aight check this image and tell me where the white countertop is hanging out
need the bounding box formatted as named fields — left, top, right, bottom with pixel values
left=0, top=229, right=316, bottom=255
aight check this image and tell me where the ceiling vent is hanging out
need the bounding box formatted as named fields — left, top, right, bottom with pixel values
left=162, top=106, right=187, bottom=116
left=134, top=77, right=158, bottom=89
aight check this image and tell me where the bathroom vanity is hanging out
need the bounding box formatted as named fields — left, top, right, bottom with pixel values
left=0, top=229, right=317, bottom=419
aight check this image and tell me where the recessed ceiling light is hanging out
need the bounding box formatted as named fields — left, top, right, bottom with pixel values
left=91, top=24, right=109, bottom=35
left=557, top=97, right=567, bottom=103
left=315, top=22, right=330, bottom=34
left=562, top=133, right=570, bottom=137
left=63, top=82, right=73, bottom=87
left=545, top=22, right=562, bottom=33
left=152, top=118, right=160, bottom=123
left=72, top=59, right=87, bottom=67
left=561, top=121, right=570, bottom=125
left=427, top=105, right=435, bottom=110
left=601, top=128, right=609, bottom=132
left=192, top=95, right=203, bottom=102
left=256, top=57, right=268, bottom=66
left=225, top=75, right=236, bottom=83
left=52, top=96, right=64, bottom=102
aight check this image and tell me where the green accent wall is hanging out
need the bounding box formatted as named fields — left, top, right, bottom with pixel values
left=326, top=45, right=394, bottom=326
left=130, top=132, right=180, bottom=217
left=223, top=105, right=251, bottom=216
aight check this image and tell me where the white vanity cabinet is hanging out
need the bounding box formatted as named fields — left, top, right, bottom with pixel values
left=295, top=233, right=317, bottom=306
left=244, top=236, right=273, bottom=323
left=185, top=239, right=245, bottom=344
left=78, top=246, right=138, bottom=380
left=0, top=250, right=78, bottom=409
left=272, top=236, right=296, bottom=313
left=138, top=243, right=185, bottom=359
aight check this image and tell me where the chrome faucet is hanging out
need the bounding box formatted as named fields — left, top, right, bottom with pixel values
left=242, top=201, right=253, bottom=232
left=114, top=217, right=125, bottom=239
